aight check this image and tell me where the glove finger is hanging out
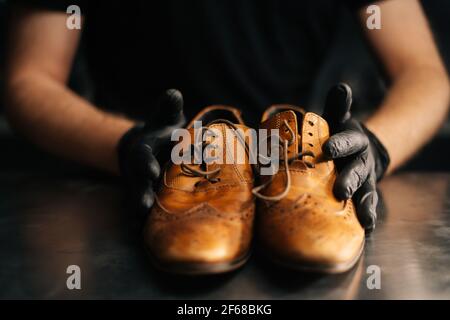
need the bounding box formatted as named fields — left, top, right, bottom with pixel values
left=145, top=146, right=161, bottom=180
left=138, top=181, right=156, bottom=214
left=322, top=83, right=353, bottom=130
left=333, top=155, right=370, bottom=200
left=152, top=89, right=186, bottom=128
left=354, top=176, right=378, bottom=232
left=135, top=144, right=161, bottom=180
left=323, top=130, right=368, bottom=159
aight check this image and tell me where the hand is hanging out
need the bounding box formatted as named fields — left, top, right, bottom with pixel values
left=117, top=89, right=186, bottom=214
left=322, top=83, right=390, bottom=232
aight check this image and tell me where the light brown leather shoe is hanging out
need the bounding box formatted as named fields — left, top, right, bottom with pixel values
left=254, top=105, right=365, bottom=273
left=144, top=106, right=255, bottom=275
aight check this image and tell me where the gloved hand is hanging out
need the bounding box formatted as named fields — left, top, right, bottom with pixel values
left=322, top=83, right=390, bottom=232
left=118, top=89, right=186, bottom=214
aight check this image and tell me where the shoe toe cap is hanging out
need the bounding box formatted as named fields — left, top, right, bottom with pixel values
left=260, top=206, right=364, bottom=269
left=145, top=216, right=246, bottom=264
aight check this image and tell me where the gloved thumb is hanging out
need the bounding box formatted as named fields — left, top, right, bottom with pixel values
left=322, top=83, right=353, bottom=131
left=149, top=89, right=186, bottom=129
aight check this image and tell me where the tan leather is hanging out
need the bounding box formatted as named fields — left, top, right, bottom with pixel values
left=144, top=106, right=255, bottom=274
left=256, top=105, right=365, bottom=273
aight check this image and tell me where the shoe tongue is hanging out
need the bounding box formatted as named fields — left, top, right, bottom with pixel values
left=260, top=110, right=300, bottom=158
left=260, top=109, right=331, bottom=170
left=301, top=112, right=331, bottom=166
left=184, top=122, right=248, bottom=167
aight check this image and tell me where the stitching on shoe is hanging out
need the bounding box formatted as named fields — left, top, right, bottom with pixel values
left=150, top=200, right=255, bottom=222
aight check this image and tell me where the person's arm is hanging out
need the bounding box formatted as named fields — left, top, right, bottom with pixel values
left=359, top=0, right=450, bottom=173
left=4, top=7, right=135, bottom=174
left=322, top=0, right=449, bottom=231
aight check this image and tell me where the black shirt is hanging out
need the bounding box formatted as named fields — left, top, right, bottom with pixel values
left=13, top=0, right=374, bottom=123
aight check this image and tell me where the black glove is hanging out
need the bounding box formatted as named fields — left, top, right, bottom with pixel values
left=322, top=83, right=390, bottom=232
left=117, top=89, right=186, bottom=214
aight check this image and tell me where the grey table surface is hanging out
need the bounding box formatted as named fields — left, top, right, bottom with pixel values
left=0, top=171, right=449, bottom=299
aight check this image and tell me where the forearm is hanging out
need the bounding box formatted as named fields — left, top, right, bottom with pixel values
left=5, top=72, right=135, bottom=174
left=365, top=65, right=450, bottom=173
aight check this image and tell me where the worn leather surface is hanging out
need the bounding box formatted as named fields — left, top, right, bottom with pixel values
left=144, top=106, right=255, bottom=269
left=257, top=106, right=365, bottom=270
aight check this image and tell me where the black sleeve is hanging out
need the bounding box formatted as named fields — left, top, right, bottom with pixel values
left=12, top=0, right=85, bottom=11
left=343, top=0, right=384, bottom=11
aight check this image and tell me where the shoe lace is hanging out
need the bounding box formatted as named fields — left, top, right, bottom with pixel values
left=180, top=119, right=250, bottom=184
left=252, top=119, right=315, bottom=201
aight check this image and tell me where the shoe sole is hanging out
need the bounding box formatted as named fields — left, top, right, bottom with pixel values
left=144, top=247, right=251, bottom=276
left=262, top=238, right=365, bottom=274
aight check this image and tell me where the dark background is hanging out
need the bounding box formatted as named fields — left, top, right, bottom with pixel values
left=0, top=0, right=448, bottom=172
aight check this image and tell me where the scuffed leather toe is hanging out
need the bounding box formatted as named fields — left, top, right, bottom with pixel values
left=145, top=206, right=248, bottom=265
left=260, top=200, right=364, bottom=270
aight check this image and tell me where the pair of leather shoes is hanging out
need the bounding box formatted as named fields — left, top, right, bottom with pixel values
left=143, top=105, right=365, bottom=275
